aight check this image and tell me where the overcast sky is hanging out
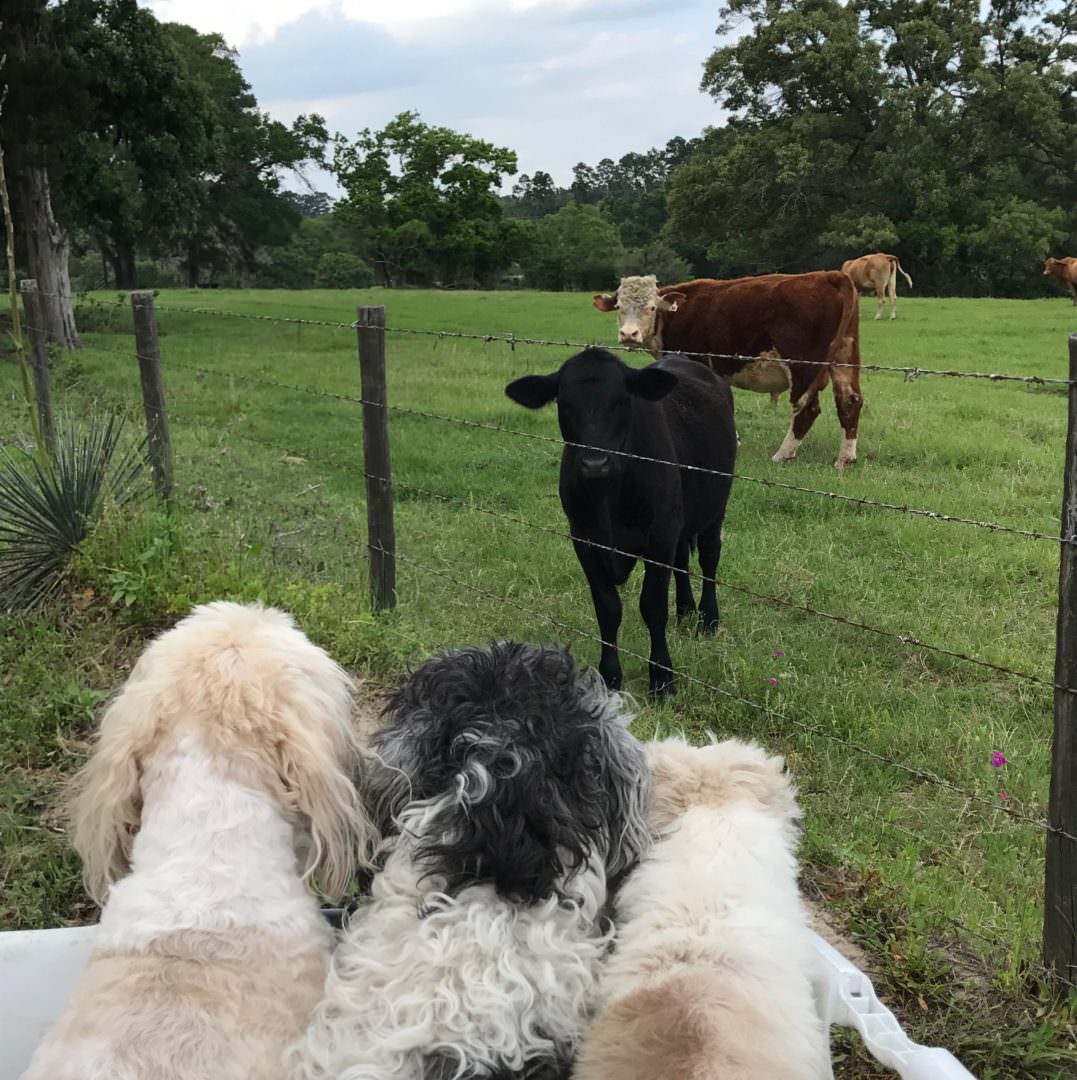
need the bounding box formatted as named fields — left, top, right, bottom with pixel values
left=145, top=0, right=727, bottom=191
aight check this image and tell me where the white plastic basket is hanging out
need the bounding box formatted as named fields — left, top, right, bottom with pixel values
left=0, top=925, right=976, bottom=1079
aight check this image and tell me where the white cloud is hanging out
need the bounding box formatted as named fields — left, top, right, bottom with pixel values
left=146, top=0, right=671, bottom=46
left=144, top=0, right=725, bottom=190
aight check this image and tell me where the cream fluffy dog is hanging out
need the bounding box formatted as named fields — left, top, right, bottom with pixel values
left=21, top=601, right=374, bottom=1080
left=572, top=737, right=830, bottom=1080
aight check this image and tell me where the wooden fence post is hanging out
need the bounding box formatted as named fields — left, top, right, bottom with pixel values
left=130, top=290, right=173, bottom=499
left=18, top=279, right=56, bottom=455
left=356, top=305, right=396, bottom=612
left=1044, top=332, right=1077, bottom=989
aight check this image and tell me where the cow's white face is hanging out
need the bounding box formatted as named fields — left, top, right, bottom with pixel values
left=592, top=275, right=684, bottom=357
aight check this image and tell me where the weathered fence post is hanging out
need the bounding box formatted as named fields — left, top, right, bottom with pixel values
left=130, top=290, right=173, bottom=499
left=356, top=305, right=396, bottom=612
left=1045, top=333, right=1077, bottom=990
left=18, top=279, right=56, bottom=455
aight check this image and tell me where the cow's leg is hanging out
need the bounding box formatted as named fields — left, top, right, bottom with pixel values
left=673, top=536, right=696, bottom=621
left=1070, top=283, right=1077, bottom=306
left=696, top=521, right=722, bottom=635
left=874, top=284, right=885, bottom=321
left=575, top=544, right=625, bottom=690
left=888, top=270, right=898, bottom=320
left=831, top=366, right=863, bottom=469
left=639, top=560, right=674, bottom=697
left=772, top=370, right=824, bottom=463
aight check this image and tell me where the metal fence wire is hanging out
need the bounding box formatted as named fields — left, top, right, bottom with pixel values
left=17, top=289, right=1077, bottom=995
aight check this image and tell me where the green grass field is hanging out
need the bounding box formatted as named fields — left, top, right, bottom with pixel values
left=2, top=288, right=1076, bottom=1075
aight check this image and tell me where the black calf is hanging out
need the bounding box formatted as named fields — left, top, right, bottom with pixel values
left=506, top=348, right=736, bottom=697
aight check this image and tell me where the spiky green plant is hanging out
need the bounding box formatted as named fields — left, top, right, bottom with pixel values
left=0, top=414, right=146, bottom=610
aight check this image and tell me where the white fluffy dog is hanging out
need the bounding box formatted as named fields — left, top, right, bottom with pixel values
left=291, top=641, right=652, bottom=1080
left=572, top=737, right=830, bottom=1080
left=21, top=601, right=374, bottom=1080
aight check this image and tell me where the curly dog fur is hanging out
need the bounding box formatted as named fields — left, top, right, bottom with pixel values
left=21, top=602, right=375, bottom=1080
left=572, top=737, right=829, bottom=1080
left=290, top=641, right=651, bottom=1080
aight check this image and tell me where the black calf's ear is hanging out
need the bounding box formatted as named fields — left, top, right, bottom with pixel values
left=627, top=366, right=678, bottom=401
left=505, top=373, right=559, bottom=409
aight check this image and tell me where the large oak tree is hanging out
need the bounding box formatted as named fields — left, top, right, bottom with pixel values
left=669, top=0, right=1077, bottom=294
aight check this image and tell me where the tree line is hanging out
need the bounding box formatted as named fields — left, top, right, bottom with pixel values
left=2, top=0, right=1074, bottom=349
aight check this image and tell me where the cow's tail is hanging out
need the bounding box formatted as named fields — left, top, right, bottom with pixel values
left=891, top=256, right=913, bottom=290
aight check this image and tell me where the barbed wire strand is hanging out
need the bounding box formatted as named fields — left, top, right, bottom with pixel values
left=385, top=546, right=1075, bottom=842
left=220, top=423, right=1074, bottom=698
left=396, top=555, right=1077, bottom=980
left=38, top=347, right=1076, bottom=696
left=217, top=415, right=1064, bottom=824
left=360, top=469, right=1076, bottom=698
left=805, top=868, right=1077, bottom=994
left=119, top=352, right=1075, bottom=547
left=25, top=291, right=1077, bottom=385
left=216, top=429, right=1075, bottom=833
left=143, top=301, right=1077, bottom=386
left=379, top=324, right=1077, bottom=387
left=390, top=574, right=1077, bottom=992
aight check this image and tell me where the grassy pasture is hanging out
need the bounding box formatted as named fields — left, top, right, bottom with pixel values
left=2, top=287, right=1076, bottom=1074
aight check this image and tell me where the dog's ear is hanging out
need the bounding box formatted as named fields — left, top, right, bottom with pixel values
left=733, top=747, right=799, bottom=824
left=273, top=668, right=376, bottom=901
left=592, top=694, right=652, bottom=886
left=70, top=679, right=156, bottom=906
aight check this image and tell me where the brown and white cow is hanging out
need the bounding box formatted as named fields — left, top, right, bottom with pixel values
left=1044, top=257, right=1077, bottom=305
left=841, top=252, right=913, bottom=321
left=593, top=272, right=862, bottom=469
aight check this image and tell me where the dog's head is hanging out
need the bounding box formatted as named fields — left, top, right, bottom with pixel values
left=646, top=736, right=800, bottom=836
left=369, top=641, right=650, bottom=903
left=71, top=601, right=374, bottom=904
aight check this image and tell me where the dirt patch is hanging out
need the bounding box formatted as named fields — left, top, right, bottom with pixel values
left=807, top=898, right=872, bottom=973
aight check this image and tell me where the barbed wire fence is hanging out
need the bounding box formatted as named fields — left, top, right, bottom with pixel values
left=14, top=284, right=1077, bottom=997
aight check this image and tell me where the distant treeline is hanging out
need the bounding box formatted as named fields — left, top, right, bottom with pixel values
left=4, top=0, right=1075, bottom=350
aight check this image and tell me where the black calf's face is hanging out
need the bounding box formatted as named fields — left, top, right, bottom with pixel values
left=505, top=348, right=677, bottom=483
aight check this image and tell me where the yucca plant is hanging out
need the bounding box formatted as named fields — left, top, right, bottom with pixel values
left=0, top=414, right=147, bottom=611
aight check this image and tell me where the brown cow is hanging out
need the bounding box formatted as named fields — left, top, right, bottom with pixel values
left=593, top=272, right=862, bottom=469
left=841, top=252, right=913, bottom=321
left=1044, top=257, right=1077, bottom=305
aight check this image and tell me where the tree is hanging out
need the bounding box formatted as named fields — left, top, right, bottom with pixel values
left=255, top=215, right=343, bottom=289
left=52, top=0, right=217, bottom=289
left=669, top=0, right=1077, bottom=293
left=162, top=25, right=328, bottom=287
left=505, top=171, right=567, bottom=219
left=566, top=141, right=700, bottom=262
left=1, top=0, right=82, bottom=345
left=315, top=251, right=375, bottom=289
left=621, top=240, right=692, bottom=285
left=284, top=190, right=334, bottom=218
left=521, top=202, right=624, bottom=291
left=332, top=111, right=523, bottom=287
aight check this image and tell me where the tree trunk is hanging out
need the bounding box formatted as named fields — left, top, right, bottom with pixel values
left=100, top=248, right=110, bottom=289
left=16, top=163, right=80, bottom=349
left=182, top=244, right=200, bottom=288
left=114, top=242, right=137, bottom=290
left=376, top=256, right=394, bottom=289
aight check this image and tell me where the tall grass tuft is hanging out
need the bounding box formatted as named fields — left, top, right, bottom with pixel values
left=0, top=414, right=146, bottom=610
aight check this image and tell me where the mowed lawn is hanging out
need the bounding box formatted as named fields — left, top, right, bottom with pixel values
left=2, top=287, right=1076, bottom=1074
